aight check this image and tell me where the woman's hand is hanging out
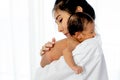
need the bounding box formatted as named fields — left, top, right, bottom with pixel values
left=40, top=38, right=56, bottom=56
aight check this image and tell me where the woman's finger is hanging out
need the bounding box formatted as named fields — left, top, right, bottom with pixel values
left=52, top=38, right=56, bottom=44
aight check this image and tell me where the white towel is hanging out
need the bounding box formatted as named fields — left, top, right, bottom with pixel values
left=35, top=34, right=108, bottom=80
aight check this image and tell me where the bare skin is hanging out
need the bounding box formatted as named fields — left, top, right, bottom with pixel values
left=40, top=38, right=67, bottom=67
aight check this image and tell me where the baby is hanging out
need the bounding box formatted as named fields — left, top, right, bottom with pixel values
left=40, top=12, right=96, bottom=74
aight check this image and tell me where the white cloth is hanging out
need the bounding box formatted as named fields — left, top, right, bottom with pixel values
left=35, top=34, right=108, bottom=80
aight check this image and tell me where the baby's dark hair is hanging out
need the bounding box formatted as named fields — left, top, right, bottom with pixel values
left=67, top=12, right=94, bottom=36
left=53, top=0, right=95, bottom=20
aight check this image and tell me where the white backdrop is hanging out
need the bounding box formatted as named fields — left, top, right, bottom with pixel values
left=0, top=0, right=31, bottom=80
left=96, top=0, right=120, bottom=79
left=0, top=0, right=120, bottom=80
left=0, top=0, right=40, bottom=80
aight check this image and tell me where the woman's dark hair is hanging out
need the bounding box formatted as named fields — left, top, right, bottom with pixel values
left=67, top=12, right=94, bottom=35
left=53, top=0, right=95, bottom=20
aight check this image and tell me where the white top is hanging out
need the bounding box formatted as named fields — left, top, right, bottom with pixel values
left=35, top=34, right=108, bottom=80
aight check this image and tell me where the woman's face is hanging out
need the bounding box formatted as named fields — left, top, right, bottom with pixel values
left=54, top=9, right=71, bottom=37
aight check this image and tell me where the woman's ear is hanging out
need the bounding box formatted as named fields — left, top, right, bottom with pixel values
left=76, top=6, right=83, bottom=12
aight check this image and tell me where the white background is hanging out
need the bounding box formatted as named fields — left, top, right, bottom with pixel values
left=0, top=0, right=120, bottom=80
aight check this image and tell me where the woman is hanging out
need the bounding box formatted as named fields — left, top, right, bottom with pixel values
left=37, top=0, right=108, bottom=80
left=41, top=0, right=95, bottom=55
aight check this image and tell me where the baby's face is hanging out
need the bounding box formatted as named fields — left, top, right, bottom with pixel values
left=78, top=22, right=96, bottom=42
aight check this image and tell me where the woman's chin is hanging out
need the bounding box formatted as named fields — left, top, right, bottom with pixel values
left=65, top=34, right=71, bottom=38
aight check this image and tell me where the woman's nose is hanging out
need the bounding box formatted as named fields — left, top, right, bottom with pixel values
left=58, top=26, right=63, bottom=32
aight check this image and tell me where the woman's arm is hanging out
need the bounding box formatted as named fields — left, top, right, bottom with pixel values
left=40, top=52, right=53, bottom=67
left=40, top=38, right=67, bottom=67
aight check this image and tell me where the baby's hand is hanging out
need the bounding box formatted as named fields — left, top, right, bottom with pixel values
left=72, top=66, right=83, bottom=74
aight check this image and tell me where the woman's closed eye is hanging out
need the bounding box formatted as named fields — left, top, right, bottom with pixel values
left=58, top=18, right=63, bottom=23
left=55, top=18, right=63, bottom=24
left=60, top=19, right=63, bottom=23
left=56, top=16, right=62, bottom=23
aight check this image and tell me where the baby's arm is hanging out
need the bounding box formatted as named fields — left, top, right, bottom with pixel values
left=40, top=38, right=67, bottom=67
left=63, top=38, right=83, bottom=74
left=63, top=48, right=76, bottom=68
left=63, top=48, right=83, bottom=74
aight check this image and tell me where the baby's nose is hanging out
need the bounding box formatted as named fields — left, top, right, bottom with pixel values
left=93, top=33, right=96, bottom=37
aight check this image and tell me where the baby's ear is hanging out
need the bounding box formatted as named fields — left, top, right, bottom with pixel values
left=75, top=32, right=82, bottom=39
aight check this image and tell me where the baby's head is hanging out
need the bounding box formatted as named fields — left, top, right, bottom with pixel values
left=67, top=12, right=96, bottom=42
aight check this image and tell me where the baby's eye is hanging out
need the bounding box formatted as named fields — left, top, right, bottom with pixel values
left=91, top=32, right=93, bottom=34
left=90, top=31, right=94, bottom=34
